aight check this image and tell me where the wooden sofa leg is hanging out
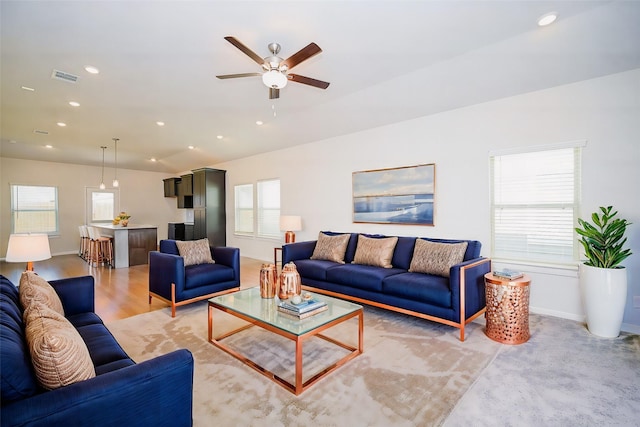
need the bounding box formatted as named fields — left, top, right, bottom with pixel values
left=148, top=294, right=152, bottom=304
left=460, top=324, right=465, bottom=342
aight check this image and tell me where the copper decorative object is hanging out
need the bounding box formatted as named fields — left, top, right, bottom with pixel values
left=259, top=263, right=278, bottom=298
left=279, top=262, right=301, bottom=299
left=484, top=273, right=531, bottom=344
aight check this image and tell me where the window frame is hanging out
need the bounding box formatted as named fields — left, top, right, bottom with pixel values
left=10, top=184, right=60, bottom=235
left=234, top=183, right=254, bottom=235
left=85, top=187, right=120, bottom=224
left=489, top=141, right=585, bottom=267
left=233, top=179, right=281, bottom=240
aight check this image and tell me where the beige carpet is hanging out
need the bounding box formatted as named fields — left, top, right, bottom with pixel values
left=107, top=300, right=500, bottom=426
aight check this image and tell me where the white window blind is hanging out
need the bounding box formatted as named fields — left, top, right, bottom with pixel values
left=11, top=185, right=59, bottom=234
left=234, top=184, right=254, bottom=234
left=257, top=179, right=280, bottom=239
left=490, top=146, right=582, bottom=265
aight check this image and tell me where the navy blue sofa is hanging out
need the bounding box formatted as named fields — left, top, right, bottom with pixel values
left=282, top=232, right=491, bottom=341
left=1, top=274, right=194, bottom=427
left=149, top=240, right=241, bottom=317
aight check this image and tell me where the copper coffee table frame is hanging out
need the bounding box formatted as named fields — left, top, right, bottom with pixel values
left=208, top=289, right=364, bottom=395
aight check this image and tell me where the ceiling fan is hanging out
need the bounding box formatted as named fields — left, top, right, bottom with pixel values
left=216, top=36, right=330, bottom=99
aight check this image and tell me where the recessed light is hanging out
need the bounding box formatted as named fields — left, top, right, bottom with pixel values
left=45, top=144, right=53, bottom=148
left=217, top=135, right=223, bottom=139
left=56, top=122, right=66, bottom=127
left=69, top=101, right=80, bottom=107
left=150, top=158, right=157, bottom=162
left=538, top=12, right=557, bottom=27
left=85, top=66, right=100, bottom=74
left=21, top=86, right=35, bottom=92
left=256, top=121, right=263, bottom=126
left=188, top=145, right=195, bottom=150
left=156, top=121, right=165, bottom=126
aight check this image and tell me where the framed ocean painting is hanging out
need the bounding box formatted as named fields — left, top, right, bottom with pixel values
left=352, top=163, right=435, bottom=225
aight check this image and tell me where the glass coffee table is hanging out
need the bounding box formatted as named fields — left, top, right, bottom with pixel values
left=208, top=287, right=363, bottom=395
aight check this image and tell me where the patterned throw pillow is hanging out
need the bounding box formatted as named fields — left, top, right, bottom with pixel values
left=24, top=302, right=96, bottom=390
left=352, top=235, right=398, bottom=268
left=310, top=232, right=350, bottom=264
left=19, top=271, right=65, bottom=317
left=408, top=239, right=468, bottom=277
left=175, top=238, right=215, bottom=266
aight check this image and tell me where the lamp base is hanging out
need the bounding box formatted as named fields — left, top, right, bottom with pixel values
left=284, top=231, right=296, bottom=243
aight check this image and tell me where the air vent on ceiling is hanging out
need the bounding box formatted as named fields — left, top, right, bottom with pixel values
left=51, top=69, right=79, bottom=83
left=33, top=129, right=49, bottom=135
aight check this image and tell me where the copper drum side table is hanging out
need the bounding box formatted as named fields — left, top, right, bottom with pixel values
left=484, top=273, right=531, bottom=344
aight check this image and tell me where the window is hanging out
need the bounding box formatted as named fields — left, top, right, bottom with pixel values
left=234, top=184, right=254, bottom=234
left=490, top=143, right=583, bottom=265
left=11, top=185, right=59, bottom=234
left=85, top=188, right=119, bottom=223
left=234, top=179, right=280, bottom=239
left=257, top=179, right=281, bottom=239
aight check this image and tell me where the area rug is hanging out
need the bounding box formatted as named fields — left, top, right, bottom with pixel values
left=107, top=301, right=500, bottom=426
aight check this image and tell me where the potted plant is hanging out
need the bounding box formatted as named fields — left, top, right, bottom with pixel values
left=116, top=212, right=131, bottom=227
left=575, top=206, right=632, bottom=337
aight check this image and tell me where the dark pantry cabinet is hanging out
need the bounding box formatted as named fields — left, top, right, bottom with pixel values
left=192, top=168, right=226, bottom=247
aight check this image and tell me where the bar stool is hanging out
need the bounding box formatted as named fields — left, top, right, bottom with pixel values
left=87, top=226, right=114, bottom=267
left=78, top=225, right=90, bottom=260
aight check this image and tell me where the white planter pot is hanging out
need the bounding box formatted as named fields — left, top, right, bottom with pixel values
left=579, top=263, right=627, bottom=338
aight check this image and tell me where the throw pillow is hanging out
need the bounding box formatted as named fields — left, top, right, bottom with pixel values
left=408, top=239, right=468, bottom=277
left=352, top=235, right=398, bottom=268
left=19, top=271, right=65, bottom=317
left=175, top=238, right=215, bottom=266
left=24, top=302, right=96, bottom=390
left=310, top=232, right=350, bottom=264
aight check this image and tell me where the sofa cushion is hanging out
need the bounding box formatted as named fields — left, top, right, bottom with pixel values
left=1, top=279, right=39, bottom=402
left=409, top=239, right=468, bottom=277
left=293, top=259, right=340, bottom=282
left=75, top=323, right=131, bottom=369
left=184, top=263, right=235, bottom=290
left=352, top=235, right=399, bottom=268
left=310, top=232, right=350, bottom=264
left=175, top=238, right=215, bottom=266
left=24, top=302, right=95, bottom=390
left=383, top=272, right=452, bottom=308
left=326, top=264, right=404, bottom=292
left=19, top=271, right=65, bottom=317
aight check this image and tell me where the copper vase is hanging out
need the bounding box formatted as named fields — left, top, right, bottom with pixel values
left=279, top=262, right=301, bottom=300
left=259, top=263, right=278, bottom=298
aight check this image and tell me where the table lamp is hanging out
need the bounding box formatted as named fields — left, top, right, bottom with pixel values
left=5, top=234, right=52, bottom=271
left=280, top=215, right=302, bottom=243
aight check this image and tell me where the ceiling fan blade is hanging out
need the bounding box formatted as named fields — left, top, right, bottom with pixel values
left=281, top=42, right=322, bottom=70
left=269, top=88, right=280, bottom=99
left=224, top=36, right=264, bottom=67
left=288, top=74, right=330, bottom=89
left=216, top=72, right=262, bottom=79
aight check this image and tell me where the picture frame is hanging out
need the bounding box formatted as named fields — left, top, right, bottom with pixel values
left=352, top=163, right=435, bottom=225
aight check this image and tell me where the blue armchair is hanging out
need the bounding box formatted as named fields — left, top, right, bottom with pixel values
left=148, top=239, right=241, bottom=316
left=1, top=274, right=194, bottom=427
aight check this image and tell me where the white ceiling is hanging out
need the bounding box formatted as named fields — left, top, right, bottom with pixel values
left=2, top=1, right=639, bottom=174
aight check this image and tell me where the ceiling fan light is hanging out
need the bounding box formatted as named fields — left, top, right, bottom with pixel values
left=262, top=70, right=287, bottom=89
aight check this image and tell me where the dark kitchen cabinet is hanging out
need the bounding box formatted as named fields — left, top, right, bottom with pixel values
left=191, top=168, right=226, bottom=247
left=176, top=174, right=193, bottom=209
left=163, top=178, right=179, bottom=197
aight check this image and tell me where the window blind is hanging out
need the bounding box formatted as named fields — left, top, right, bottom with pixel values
left=490, top=146, right=581, bottom=265
left=234, top=184, right=254, bottom=234
left=257, top=179, right=280, bottom=239
left=11, top=185, right=59, bottom=234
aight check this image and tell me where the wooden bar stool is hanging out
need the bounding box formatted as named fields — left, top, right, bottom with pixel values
left=78, top=225, right=90, bottom=260
left=87, top=226, right=114, bottom=267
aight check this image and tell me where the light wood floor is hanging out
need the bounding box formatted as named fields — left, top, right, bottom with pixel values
left=0, top=254, right=264, bottom=323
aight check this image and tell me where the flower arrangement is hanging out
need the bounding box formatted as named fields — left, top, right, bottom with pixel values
left=115, top=212, right=131, bottom=226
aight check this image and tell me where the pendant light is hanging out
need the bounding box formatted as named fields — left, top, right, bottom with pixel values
left=112, top=137, right=120, bottom=187
left=99, top=146, right=107, bottom=189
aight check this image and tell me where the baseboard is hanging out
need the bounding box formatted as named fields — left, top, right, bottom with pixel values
left=530, top=306, right=584, bottom=323
left=621, top=322, right=640, bottom=335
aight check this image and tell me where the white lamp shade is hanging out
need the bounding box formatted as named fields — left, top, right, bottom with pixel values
left=262, top=70, right=288, bottom=89
left=280, top=215, right=302, bottom=232
left=6, top=234, right=52, bottom=263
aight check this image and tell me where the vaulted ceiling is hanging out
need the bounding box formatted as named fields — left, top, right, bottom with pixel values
left=1, top=1, right=639, bottom=173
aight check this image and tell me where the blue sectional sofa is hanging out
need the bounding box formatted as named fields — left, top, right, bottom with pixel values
left=1, top=274, right=194, bottom=427
left=149, top=239, right=241, bottom=317
left=282, top=232, right=491, bottom=341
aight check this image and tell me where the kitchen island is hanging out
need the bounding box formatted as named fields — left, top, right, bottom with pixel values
left=90, top=224, right=158, bottom=268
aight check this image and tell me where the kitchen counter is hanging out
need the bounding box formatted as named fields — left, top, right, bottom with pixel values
left=91, top=224, right=158, bottom=268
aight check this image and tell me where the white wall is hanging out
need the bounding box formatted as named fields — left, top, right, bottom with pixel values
left=0, top=158, right=183, bottom=256
left=217, top=69, right=640, bottom=332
